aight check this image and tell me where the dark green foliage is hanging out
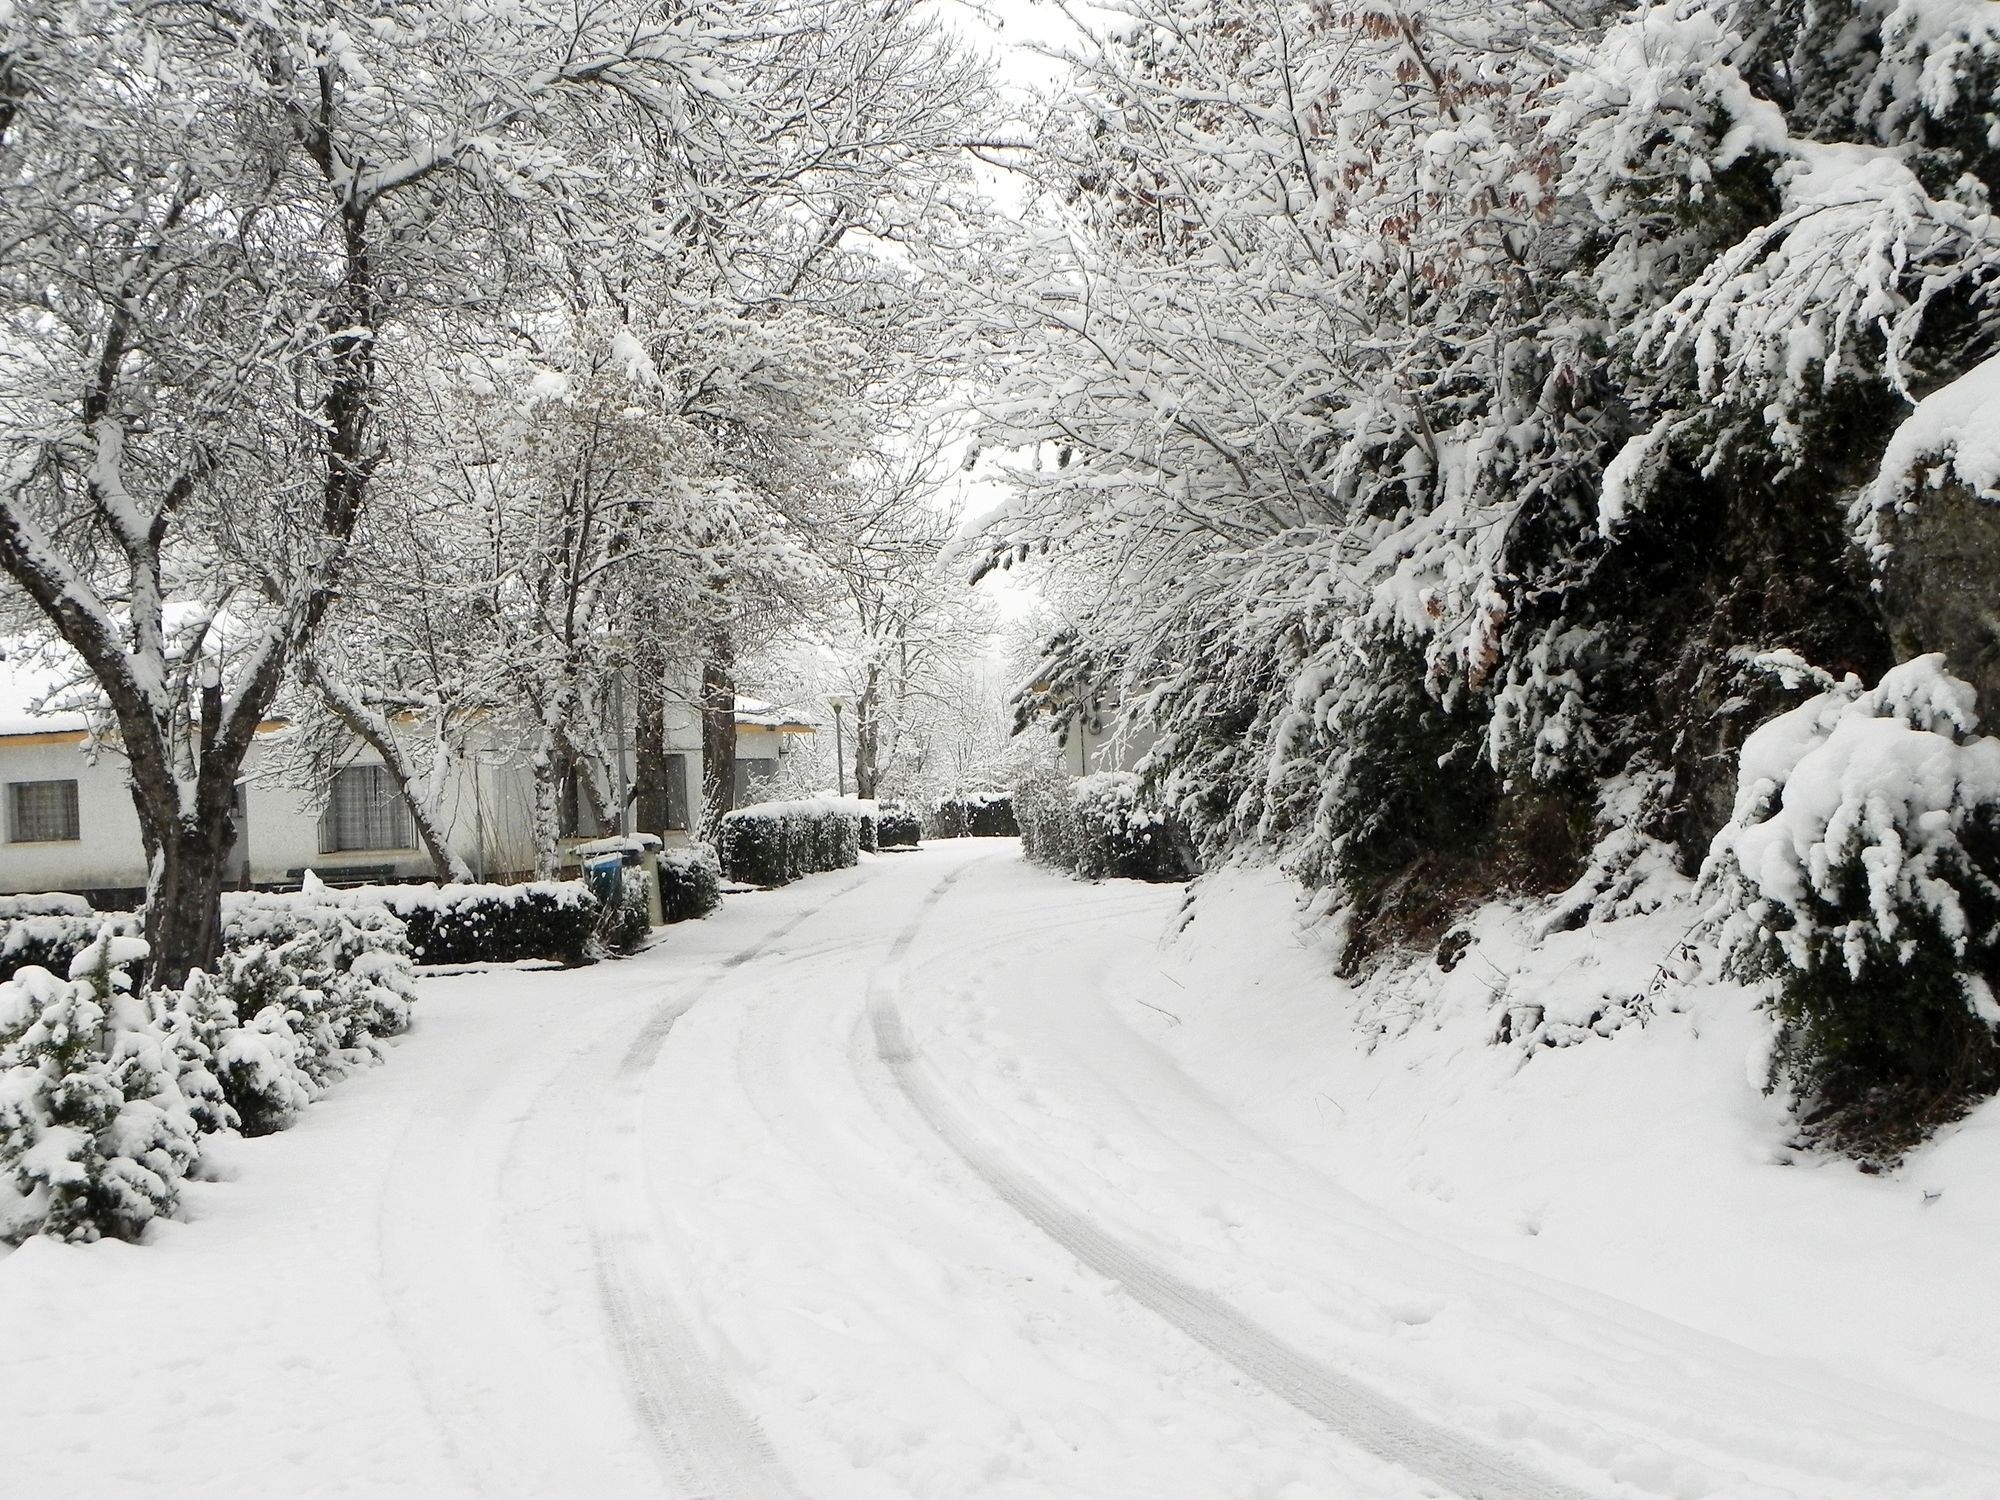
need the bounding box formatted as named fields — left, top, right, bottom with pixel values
left=0, top=912, right=141, bottom=983
left=389, top=885, right=600, bottom=966
left=1764, top=896, right=2000, bottom=1163
left=877, top=809, right=922, bottom=847
left=1015, top=769, right=1193, bottom=882
left=718, top=802, right=862, bottom=887
left=929, top=794, right=1016, bottom=838
left=658, top=845, right=722, bottom=923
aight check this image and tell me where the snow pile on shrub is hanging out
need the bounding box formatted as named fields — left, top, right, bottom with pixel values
left=658, top=843, right=722, bottom=924
left=1700, top=655, right=2000, bottom=1157
left=929, top=791, right=1016, bottom=838
left=718, top=798, right=863, bottom=887
left=0, top=909, right=141, bottom=982
left=1015, top=769, right=1192, bottom=883
left=0, top=930, right=204, bottom=1244
left=337, top=880, right=599, bottom=966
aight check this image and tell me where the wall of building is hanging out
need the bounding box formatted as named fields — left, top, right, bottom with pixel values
left=0, top=678, right=805, bottom=899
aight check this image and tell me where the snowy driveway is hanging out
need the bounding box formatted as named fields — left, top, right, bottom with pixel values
left=2, top=838, right=1997, bottom=1499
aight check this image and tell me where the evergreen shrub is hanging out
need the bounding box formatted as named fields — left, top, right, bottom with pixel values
left=929, top=792, right=1017, bottom=838
left=1014, top=769, right=1193, bottom=883
left=719, top=799, right=862, bottom=886
left=1702, top=656, right=2000, bottom=1159
left=658, top=843, right=722, bottom=923
left=0, top=930, right=204, bottom=1244
left=877, top=808, right=922, bottom=848
left=349, top=881, right=600, bottom=966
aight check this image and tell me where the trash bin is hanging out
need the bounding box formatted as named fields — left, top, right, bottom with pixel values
left=583, top=852, right=624, bottom=911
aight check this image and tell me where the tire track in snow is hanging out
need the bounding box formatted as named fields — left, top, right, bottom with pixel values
left=867, top=868, right=1594, bottom=1500
left=588, top=869, right=873, bottom=1499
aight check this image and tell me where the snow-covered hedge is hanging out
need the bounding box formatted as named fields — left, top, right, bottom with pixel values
left=877, top=808, right=922, bottom=849
left=659, top=843, right=722, bottom=924
left=1700, top=656, right=2000, bottom=1158
left=718, top=797, right=863, bottom=887
left=1014, top=770, right=1193, bottom=883
left=340, top=880, right=600, bottom=967
left=929, top=791, right=1017, bottom=839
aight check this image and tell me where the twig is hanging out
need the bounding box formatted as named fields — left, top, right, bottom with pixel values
left=1131, top=996, right=1183, bottom=1027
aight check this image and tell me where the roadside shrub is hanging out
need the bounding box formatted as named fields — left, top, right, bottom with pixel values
left=1701, top=655, right=2000, bottom=1160
left=930, top=792, right=1017, bottom=838
left=659, top=844, right=722, bottom=923
left=346, top=881, right=600, bottom=966
left=877, top=808, right=922, bottom=848
left=0, top=910, right=140, bottom=983
left=1014, top=769, right=1194, bottom=883
left=719, top=798, right=862, bottom=886
left=0, top=930, right=202, bottom=1244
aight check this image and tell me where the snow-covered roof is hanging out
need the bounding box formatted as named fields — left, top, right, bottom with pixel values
left=733, top=694, right=817, bottom=732
left=0, top=645, right=92, bottom=737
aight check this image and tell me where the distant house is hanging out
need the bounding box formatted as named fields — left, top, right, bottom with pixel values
left=731, top=696, right=817, bottom=802
left=0, top=672, right=814, bottom=903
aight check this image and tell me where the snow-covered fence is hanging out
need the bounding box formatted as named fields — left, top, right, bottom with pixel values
left=718, top=798, right=865, bottom=887
left=928, top=792, right=1017, bottom=839
left=1015, top=771, right=1193, bottom=884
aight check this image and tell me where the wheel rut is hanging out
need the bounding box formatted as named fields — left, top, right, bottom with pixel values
left=866, top=862, right=1592, bottom=1500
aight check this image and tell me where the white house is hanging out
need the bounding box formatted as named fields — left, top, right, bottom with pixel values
left=0, top=671, right=816, bottom=903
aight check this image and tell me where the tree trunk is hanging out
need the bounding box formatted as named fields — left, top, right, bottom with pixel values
left=699, top=630, right=737, bottom=840
left=302, top=660, right=470, bottom=882
left=854, top=662, right=881, bottom=800
left=143, top=812, right=235, bottom=992
left=634, top=666, right=671, bottom=835
left=529, top=747, right=563, bottom=880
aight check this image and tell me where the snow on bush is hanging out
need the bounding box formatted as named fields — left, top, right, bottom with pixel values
left=335, top=880, right=599, bottom=967
left=658, top=843, right=722, bottom=924
left=928, top=792, right=1016, bottom=839
left=1700, top=654, right=2000, bottom=1156
left=0, top=910, right=141, bottom=983
left=0, top=929, right=202, bottom=1244
left=718, top=798, right=864, bottom=887
left=1015, top=769, right=1192, bottom=884
left=876, top=807, right=922, bottom=849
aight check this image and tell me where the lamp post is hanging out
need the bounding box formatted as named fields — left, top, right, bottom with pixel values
left=826, top=694, right=850, bottom=797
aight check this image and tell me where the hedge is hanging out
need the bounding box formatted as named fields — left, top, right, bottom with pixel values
left=659, top=843, right=723, bottom=923
left=877, top=808, right=922, bottom=848
left=719, top=798, right=863, bottom=886
left=1014, top=770, right=1193, bottom=883
left=343, top=881, right=600, bottom=966
left=929, top=792, right=1018, bottom=838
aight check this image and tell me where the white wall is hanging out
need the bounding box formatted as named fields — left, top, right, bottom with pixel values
left=0, top=737, right=150, bottom=894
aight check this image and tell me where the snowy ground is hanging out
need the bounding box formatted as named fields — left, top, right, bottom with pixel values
left=1, top=838, right=1996, bottom=1499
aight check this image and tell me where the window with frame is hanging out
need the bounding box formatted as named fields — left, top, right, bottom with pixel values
left=318, top=764, right=413, bottom=853
left=8, top=779, right=79, bottom=843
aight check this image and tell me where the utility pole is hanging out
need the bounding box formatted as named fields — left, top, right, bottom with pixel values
left=827, top=694, right=850, bottom=797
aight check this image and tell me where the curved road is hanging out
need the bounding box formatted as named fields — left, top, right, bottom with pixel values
left=3, top=838, right=1998, bottom=1498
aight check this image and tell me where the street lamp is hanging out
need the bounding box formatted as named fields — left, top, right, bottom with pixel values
left=826, top=694, right=851, bottom=797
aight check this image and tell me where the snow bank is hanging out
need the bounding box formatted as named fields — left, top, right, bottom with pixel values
left=1133, top=864, right=2000, bottom=1434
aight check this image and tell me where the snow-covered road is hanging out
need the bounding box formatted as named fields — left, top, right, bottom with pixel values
left=3, top=839, right=1997, bottom=1498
